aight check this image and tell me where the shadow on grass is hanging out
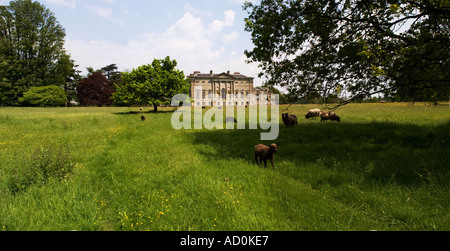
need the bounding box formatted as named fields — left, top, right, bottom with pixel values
left=113, top=110, right=175, bottom=115
left=187, top=121, right=450, bottom=187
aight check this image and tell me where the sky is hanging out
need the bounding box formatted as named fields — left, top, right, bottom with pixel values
left=1, top=0, right=263, bottom=85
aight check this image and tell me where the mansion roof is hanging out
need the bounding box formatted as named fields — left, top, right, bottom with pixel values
left=189, top=71, right=254, bottom=80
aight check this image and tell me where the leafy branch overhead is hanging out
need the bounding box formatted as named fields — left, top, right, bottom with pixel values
left=244, top=0, right=450, bottom=107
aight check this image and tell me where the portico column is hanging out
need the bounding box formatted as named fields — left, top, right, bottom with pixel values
left=225, top=82, right=228, bottom=100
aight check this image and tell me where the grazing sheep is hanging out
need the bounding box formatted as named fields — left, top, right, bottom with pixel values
left=140, top=107, right=144, bottom=112
left=254, top=143, right=278, bottom=170
left=305, top=109, right=321, bottom=119
left=282, top=113, right=298, bottom=127
left=320, top=112, right=341, bottom=123
left=141, top=115, right=146, bottom=121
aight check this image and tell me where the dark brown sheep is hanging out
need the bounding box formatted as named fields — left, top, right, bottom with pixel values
left=141, top=115, right=146, bottom=121
left=282, top=113, right=298, bottom=127
left=320, top=112, right=341, bottom=123
left=254, top=143, right=278, bottom=170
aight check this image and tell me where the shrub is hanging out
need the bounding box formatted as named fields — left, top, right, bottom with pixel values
left=19, top=85, right=67, bottom=107
left=7, top=145, right=74, bottom=195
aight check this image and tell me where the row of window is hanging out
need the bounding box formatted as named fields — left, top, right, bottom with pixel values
left=196, top=101, right=250, bottom=106
left=195, top=80, right=250, bottom=84
left=195, top=91, right=252, bottom=99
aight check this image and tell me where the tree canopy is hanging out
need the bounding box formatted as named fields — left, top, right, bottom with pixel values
left=87, top=64, right=122, bottom=86
left=113, top=57, right=190, bottom=112
left=244, top=0, right=450, bottom=106
left=77, top=72, right=114, bottom=106
left=0, top=0, right=75, bottom=106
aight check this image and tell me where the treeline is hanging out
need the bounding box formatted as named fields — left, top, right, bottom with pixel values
left=1, top=0, right=448, bottom=108
left=276, top=90, right=422, bottom=105
left=0, top=0, right=79, bottom=106
left=0, top=0, right=189, bottom=110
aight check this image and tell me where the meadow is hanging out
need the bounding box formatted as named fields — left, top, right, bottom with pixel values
left=0, top=103, right=449, bottom=231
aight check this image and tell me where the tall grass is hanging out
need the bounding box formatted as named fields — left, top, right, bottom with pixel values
left=0, top=104, right=448, bottom=231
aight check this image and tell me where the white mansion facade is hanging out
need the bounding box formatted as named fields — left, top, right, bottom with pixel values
left=189, top=70, right=271, bottom=107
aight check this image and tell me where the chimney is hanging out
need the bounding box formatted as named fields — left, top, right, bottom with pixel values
left=210, top=70, right=213, bottom=75
left=227, top=70, right=230, bottom=75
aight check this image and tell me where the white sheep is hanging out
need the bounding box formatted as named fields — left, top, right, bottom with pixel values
left=305, top=109, right=321, bottom=119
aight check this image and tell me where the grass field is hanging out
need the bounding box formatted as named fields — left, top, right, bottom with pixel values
left=0, top=103, right=449, bottom=231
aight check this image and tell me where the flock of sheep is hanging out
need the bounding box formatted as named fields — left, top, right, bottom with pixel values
left=255, top=108, right=342, bottom=170
left=286, top=108, right=341, bottom=125
left=138, top=106, right=340, bottom=171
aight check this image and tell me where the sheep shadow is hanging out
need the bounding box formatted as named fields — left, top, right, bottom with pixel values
left=187, top=121, right=450, bottom=186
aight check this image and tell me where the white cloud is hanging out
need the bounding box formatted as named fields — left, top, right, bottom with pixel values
left=89, top=5, right=113, bottom=19
left=222, top=31, right=240, bottom=43
left=83, top=3, right=126, bottom=28
left=65, top=9, right=261, bottom=85
left=184, top=3, right=213, bottom=17
left=207, top=10, right=235, bottom=36
left=44, top=0, right=126, bottom=28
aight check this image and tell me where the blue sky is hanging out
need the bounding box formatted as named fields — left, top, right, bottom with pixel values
left=1, top=0, right=262, bottom=85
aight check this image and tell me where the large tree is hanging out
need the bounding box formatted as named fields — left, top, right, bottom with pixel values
left=0, top=0, right=73, bottom=105
left=87, top=63, right=122, bottom=87
left=113, top=57, right=190, bottom=112
left=77, top=72, right=114, bottom=106
left=244, top=0, right=450, bottom=107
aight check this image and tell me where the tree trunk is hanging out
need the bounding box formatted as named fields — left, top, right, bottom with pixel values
left=153, top=104, right=158, bottom=112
